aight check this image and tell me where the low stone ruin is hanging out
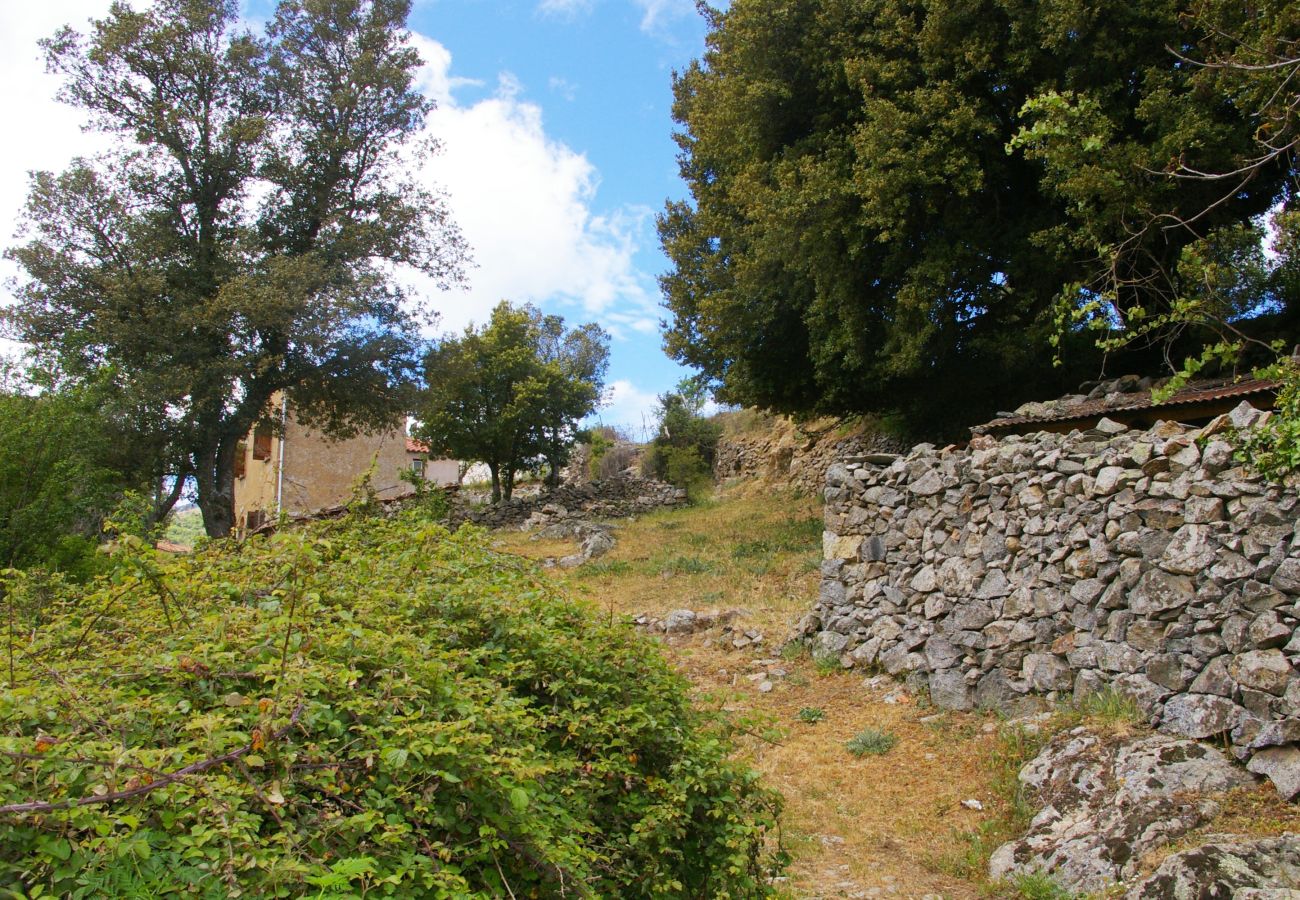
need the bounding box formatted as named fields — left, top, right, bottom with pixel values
left=800, top=401, right=1300, bottom=798
left=450, top=477, right=686, bottom=529
left=632, top=608, right=766, bottom=651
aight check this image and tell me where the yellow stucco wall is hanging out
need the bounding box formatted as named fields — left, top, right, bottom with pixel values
left=232, top=397, right=458, bottom=532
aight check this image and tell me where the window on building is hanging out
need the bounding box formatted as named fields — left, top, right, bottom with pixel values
left=411, top=457, right=426, bottom=478
left=246, top=509, right=267, bottom=531
left=235, top=442, right=248, bottom=479
left=252, top=423, right=273, bottom=461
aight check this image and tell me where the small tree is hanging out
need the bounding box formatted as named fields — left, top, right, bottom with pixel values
left=417, top=302, right=608, bottom=502
left=644, top=379, right=721, bottom=499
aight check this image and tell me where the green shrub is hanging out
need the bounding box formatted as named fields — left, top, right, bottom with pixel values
left=1236, top=359, right=1300, bottom=479
left=796, top=707, right=825, bottom=724
left=0, top=512, right=784, bottom=897
left=845, top=728, right=898, bottom=757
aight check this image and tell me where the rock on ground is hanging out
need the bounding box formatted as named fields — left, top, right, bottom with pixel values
left=1125, top=834, right=1300, bottom=899
left=989, top=728, right=1255, bottom=895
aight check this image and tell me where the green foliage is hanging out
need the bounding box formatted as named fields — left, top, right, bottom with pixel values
left=844, top=728, right=898, bottom=757
left=659, top=0, right=1286, bottom=434
left=397, top=467, right=452, bottom=521
left=586, top=428, right=616, bottom=479
left=0, top=387, right=138, bottom=577
left=418, top=302, right=609, bottom=503
left=1013, top=2, right=1299, bottom=379
left=812, top=652, right=842, bottom=677
left=796, top=707, right=825, bottom=724
left=1068, top=688, right=1144, bottom=728
left=163, top=508, right=206, bottom=550
left=999, top=871, right=1078, bottom=900
left=644, top=381, right=722, bottom=499
left=6, top=0, right=470, bottom=537
left=0, top=512, right=784, bottom=897
left=1236, top=359, right=1300, bottom=480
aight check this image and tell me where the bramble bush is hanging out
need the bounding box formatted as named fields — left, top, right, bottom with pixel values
left=0, top=512, right=784, bottom=897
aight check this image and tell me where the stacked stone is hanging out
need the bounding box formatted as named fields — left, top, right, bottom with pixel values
left=446, top=477, right=687, bottom=529
left=803, top=402, right=1300, bottom=797
left=715, top=426, right=907, bottom=494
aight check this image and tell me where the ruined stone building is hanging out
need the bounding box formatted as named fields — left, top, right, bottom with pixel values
left=232, top=394, right=459, bottom=533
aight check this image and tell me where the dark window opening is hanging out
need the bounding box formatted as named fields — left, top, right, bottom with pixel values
left=235, top=442, right=248, bottom=479
left=252, top=423, right=273, bottom=461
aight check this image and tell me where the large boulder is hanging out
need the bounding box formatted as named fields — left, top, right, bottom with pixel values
left=1126, top=834, right=1300, bottom=899
left=989, top=729, right=1255, bottom=895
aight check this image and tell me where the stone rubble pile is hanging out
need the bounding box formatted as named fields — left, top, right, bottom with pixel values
left=715, top=421, right=907, bottom=494
left=538, top=524, right=617, bottom=570
left=447, top=477, right=687, bottom=530
left=632, top=608, right=766, bottom=651
left=801, top=401, right=1300, bottom=797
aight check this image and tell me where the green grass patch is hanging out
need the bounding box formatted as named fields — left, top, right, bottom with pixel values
left=812, top=651, right=843, bottom=676
left=657, top=554, right=715, bottom=575
left=845, top=727, right=898, bottom=757
left=1069, top=688, right=1143, bottom=728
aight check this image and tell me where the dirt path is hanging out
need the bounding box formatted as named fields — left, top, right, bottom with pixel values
left=496, top=488, right=1005, bottom=899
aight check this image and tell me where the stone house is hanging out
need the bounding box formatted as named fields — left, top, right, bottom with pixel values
left=232, top=394, right=459, bottom=533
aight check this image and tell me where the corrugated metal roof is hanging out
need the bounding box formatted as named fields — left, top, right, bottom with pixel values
left=974, top=378, right=1280, bottom=433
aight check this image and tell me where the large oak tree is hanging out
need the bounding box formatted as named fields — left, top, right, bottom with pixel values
left=660, top=0, right=1287, bottom=435
left=5, top=0, right=468, bottom=536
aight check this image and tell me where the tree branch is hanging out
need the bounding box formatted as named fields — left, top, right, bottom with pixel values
left=0, top=704, right=303, bottom=817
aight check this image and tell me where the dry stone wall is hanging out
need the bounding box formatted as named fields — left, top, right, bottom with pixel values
left=715, top=421, right=907, bottom=494
left=801, top=402, right=1300, bottom=795
left=448, top=477, right=686, bottom=530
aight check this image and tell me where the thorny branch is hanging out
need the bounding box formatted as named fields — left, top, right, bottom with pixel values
left=0, top=704, right=304, bottom=817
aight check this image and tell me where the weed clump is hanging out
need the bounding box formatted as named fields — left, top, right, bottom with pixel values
left=797, top=707, right=826, bottom=724
left=846, top=727, right=898, bottom=757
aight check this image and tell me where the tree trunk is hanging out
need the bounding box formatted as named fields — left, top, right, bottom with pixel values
left=194, top=440, right=239, bottom=538
left=148, top=473, right=188, bottom=531
left=502, top=463, right=516, bottom=501
left=544, top=449, right=561, bottom=489
left=488, top=462, right=501, bottom=504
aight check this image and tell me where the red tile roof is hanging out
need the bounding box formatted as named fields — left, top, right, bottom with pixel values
left=405, top=437, right=430, bottom=454
left=973, top=378, right=1280, bottom=434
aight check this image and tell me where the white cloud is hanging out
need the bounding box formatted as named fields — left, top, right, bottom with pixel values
left=406, top=34, right=661, bottom=339
left=536, top=0, right=595, bottom=19
left=0, top=2, right=113, bottom=250
left=631, top=0, right=695, bottom=34
left=0, top=7, right=663, bottom=356
left=588, top=379, right=662, bottom=440
left=548, top=76, right=578, bottom=102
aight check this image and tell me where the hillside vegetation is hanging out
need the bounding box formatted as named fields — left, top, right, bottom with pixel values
left=0, top=513, right=782, bottom=897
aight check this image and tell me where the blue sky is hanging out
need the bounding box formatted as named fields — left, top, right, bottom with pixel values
left=0, top=0, right=715, bottom=437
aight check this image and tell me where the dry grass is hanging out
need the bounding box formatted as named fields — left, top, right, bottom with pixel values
left=497, top=488, right=999, bottom=898
left=493, top=486, right=1291, bottom=898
